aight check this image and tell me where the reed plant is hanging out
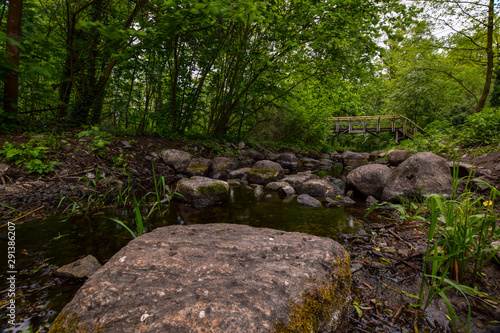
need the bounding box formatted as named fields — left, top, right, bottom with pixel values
left=145, top=164, right=182, bottom=218
left=113, top=175, right=134, bottom=207
left=109, top=196, right=144, bottom=239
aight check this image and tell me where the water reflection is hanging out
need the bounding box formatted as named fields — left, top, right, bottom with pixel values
left=0, top=185, right=379, bottom=332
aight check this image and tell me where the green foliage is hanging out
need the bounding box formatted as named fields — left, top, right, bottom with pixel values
left=0, top=140, right=60, bottom=175
left=456, top=107, right=500, bottom=146
left=111, top=154, right=129, bottom=170
left=392, top=108, right=500, bottom=156
left=77, top=126, right=112, bottom=157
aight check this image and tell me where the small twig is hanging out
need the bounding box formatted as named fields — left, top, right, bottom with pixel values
left=392, top=304, right=405, bottom=323
left=0, top=206, right=45, bottom=228
left=361, top=282, right=373, bottom=291
left=371, top=223, right=397, bottom=230
left=349, top=317, right=375, bottom=333
left=395, top=260, right=420, bottom=271
left=47, top=168, right=95, bottom=180
left=388, top=229, right=418, bottom=250
left=95, top=155, right=119, bottom=178
left=54, top=170, right=66, bottom=184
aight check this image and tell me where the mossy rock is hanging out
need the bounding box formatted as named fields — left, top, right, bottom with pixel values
left=175, top=176, right=229, bottom=207
left=187, top=164, right=210, bottom=177
left=248, top=160, right=284, bottom=185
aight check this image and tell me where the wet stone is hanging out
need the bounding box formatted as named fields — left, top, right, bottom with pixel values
left=297, top=194, right=322, bottom=208
left=340, top=197, right=356, bottom=204
left=254, top=185, right=264, bottom=198
left=366, top=196, right=379, bottom=205
left=54, top=255, right=102, bottom=279
left=323, top=197, right=341, bottom=209
left=265, top=181, right=290, bottom=191
left=279, top=185, right=295, bottom=197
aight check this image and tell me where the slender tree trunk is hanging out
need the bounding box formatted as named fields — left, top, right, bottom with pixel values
left=0, top=1, right=7, bottom=25
left=57, top=55, right=72, bottom=118
left=489, top=50, right=500, bottom=108
left=125, top=62, right=138, bottom=130
left=3, top=0, right=23, bottom=114
left=476, top=0, right=494, bottom=113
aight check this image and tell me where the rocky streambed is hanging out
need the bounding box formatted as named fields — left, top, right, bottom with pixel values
left=1, top=135, right=500, bottom=332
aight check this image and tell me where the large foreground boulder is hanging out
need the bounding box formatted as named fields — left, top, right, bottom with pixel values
left=381, top=152, right=453, bottom=202
left=49, top=224, right=351, bottom=333
left=175, top=176, right=229, bottom=207
left=346, top=164, right=392, bottom=199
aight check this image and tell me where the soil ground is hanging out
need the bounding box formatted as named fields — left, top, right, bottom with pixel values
left=1, top=132, right=499, bottom=332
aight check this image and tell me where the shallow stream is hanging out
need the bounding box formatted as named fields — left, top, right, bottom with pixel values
left=0, top=186, right=386, bottom=332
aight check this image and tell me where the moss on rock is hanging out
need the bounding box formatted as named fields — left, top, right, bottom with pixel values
left=248, top=168, right=279, bottom=176
left=48, top=310, right=104, bottom=333
left=273, top=252, right=352, bottom=332
left=196, top=182, right=229, bottom=195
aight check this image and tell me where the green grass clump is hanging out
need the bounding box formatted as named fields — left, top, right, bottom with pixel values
left=415, top=149, right=500, bottom=332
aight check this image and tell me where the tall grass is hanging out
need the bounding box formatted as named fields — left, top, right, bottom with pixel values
left=145, top=163, right=182, bottom=218
left=109, top=196, right=144, bottom=239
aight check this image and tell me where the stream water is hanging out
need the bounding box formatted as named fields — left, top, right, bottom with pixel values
left=0, top=186, right=386, bottom=332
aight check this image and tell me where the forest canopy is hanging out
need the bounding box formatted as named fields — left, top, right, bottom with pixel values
left=0, top=0, right=498, bottom=149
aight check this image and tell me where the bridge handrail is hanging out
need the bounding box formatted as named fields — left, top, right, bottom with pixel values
left=327, top=115, right=427, bottom=134
left=327, top=115, right=398, bottom=121
left=396, top=115, right=427, bottom=134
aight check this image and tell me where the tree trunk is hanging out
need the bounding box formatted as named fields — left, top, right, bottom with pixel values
left=489, top=50, right=500, bottom=108
left=57, top=55, right=72, bottom=118
left=476, top=0, right=494, bottom=113
left=3, top=0, right=23, bottom=114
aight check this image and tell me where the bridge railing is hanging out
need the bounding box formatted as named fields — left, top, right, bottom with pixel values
left=327, top=115, right=425, bottom=142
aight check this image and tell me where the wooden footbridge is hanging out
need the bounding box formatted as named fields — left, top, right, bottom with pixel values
left=328, top=115, right=424, bottom=144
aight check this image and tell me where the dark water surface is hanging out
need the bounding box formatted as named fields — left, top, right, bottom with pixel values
left=0, top=187, right=382, bottom=332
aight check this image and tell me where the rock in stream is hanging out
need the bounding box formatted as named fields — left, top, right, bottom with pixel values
left=49, top=224, right=351, bottom=333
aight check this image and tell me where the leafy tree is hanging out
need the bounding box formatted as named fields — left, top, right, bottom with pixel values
left=418, top=0, right=498, bottom=112
left=381, top=19, right=487, bottom=127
